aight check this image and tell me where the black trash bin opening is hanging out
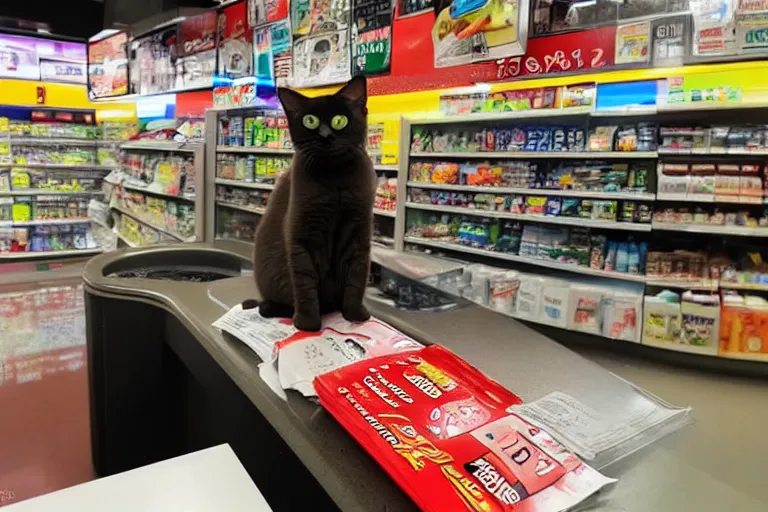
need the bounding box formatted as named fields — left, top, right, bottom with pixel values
left=102, top=249, right=247, bottom=282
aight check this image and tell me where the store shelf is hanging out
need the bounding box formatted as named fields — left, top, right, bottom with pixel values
left=112, top=206, right=190, bottom=242
left=10, top=137, right=101, bottom=145
left=404, top=237, right=647, bottom=283
left=652, top=222, right=768, bottom=237
left=122, top=182, right=196, bottom=202
left=646, top=278, right=718, bottom=291
left=0, top=248, right=102, bottom=259
left=409, top=151, right=658, bottom=160
left=406, top=106, right=594, bottom=125
left=374, top=164, right=399, bottom=172
left=406, top=181, right=656, bottom=201
left=0, top=189, right=103, bottom=196
left=406, top=202, right=652, bottom=231
left=214, top=178, right=275, bottom=191
left=655, top=195, right=746, bottom=204
left=121, top=141, right=200, bottom=152
left=719, top=281, right=768, bottom=292
left=216, top=145, right=293, bottom=155
left=12, top=218, right=91, bottom=227
left=658, top=148, right=768, bottom=156
left=373, top=235, right=395, bottom=245
left=373, top=208, right=397, bottom=218
left=217, top=202, right=266, bottom=215
left=3, top=163, right=116, bottom=171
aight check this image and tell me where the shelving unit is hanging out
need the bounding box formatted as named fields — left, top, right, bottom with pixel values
left=0, top=117, right=131, bottom=259
left=384, top=97, right=768, bottom=363
left=108, top=141, right=204, bottom=248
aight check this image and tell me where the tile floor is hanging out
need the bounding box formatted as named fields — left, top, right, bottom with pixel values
left=0, top=278, right=92, bottom=507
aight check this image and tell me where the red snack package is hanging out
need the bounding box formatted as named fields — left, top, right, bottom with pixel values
left=315, top=345, right=615, bottom=511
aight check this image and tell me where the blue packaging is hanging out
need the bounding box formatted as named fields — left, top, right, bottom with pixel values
left=551, top=127, right=567, bottom=151
left=628, top=242, right=640, bottom=274
left=524, top=127, right=545, bottom=152
left=546, top=197, right=562, bottom=216
left=616, top=242, right=629, bottom=273
left=638, top=241, right=648, bottom=273
left=509, top=128, right=526, bottom=152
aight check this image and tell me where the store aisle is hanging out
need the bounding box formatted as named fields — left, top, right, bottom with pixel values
left=0, top=268, right=92, bottom=508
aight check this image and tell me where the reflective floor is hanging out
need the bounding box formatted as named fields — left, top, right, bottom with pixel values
left=0, top=273, right=92, bottom=507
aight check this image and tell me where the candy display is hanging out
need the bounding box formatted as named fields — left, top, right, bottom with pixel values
left=411, top=125, right=590, bottom=153
left=0, top=224, right=97, bottom=253
left=217, top=209, right=259, bottom=241
left=720, top=293, right=768, bottom=360
left=315, top=345, right=615, bottom=512
left=117, top=189, right=195, bottom=239
left=121, top=150, right=195, bottom=197
left=216, top=154, right=290, bottom=183
left=1, top=168, right=102, bottom=193
left=8, top=121, right=103, bottom=140
left=588, top=123, right=657, bottom=152
left=218, top=113, right=292, bottom=149
left=11, top=144, right=97, bottom=165
left=375, top=175, right=397, bottom=212
left=115, top=213, right=167, bottom=247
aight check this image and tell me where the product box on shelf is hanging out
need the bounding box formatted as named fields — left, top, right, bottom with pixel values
left=719, top=295, right=768, bottom=361
left=642, top=292, right=720, bottom=356
left=539, top=280, right=571, bottom=328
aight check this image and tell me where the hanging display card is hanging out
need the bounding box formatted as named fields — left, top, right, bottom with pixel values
left=432, top=0, right=529, bottom=68
left=292, top=0, right=352, bottom=87
left=218, top=0, right=254, bottom=79
left=271, top=20, right=293, bottom=86
left=651, top=15, right=688, bottom=67
left=690, top=0, right=738, bottom=56
left=615, top=21, right=651, bottom=64
left=175, top=12, right=217, bottom=90
left=352, top=0, right=393, bottom=75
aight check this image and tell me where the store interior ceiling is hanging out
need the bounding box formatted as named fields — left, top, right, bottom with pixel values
left=0, top=0, right=219, bottom=40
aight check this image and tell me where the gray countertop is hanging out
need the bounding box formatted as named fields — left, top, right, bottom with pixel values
left=83, top=244, right=768, bottom=512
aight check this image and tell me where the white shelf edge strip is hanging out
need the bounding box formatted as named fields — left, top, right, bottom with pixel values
left=652, top=222, right=768, bottom=237
left=0, top=190, right=103, bottom=196
left=121, top=183, right=196, bottom=202
left=406, top=182, right=655, bottom=200
left=405, top=202, right=651, bottom=231
left=404, top=237, right=647, bottom=283
left=410, top=151, right=658, bottom=159
left=11, top=218, right=91, bottom=227
left=217, top=202, right=266, bottom=215
left=216, top=145, right=294, bottom=155
left=214, top=179, right=275, bottom=190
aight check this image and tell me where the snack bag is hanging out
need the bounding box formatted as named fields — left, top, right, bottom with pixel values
left=315, top=345, right=615, bottom=512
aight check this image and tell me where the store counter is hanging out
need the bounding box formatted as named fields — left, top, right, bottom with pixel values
left=3, top=445, right=271, bottom=511
left=83, top=244, right=765, bottom=512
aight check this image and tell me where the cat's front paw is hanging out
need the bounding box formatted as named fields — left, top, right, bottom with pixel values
left=293, top=312, right=321, bottom=332
left=342, top=304, right=371, bottom=323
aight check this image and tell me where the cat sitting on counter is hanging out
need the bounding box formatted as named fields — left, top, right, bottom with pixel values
left=243, top=76, right=376, bottom=332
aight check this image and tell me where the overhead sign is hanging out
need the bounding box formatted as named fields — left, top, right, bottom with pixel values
left=88, top=32, right=129, bottom=98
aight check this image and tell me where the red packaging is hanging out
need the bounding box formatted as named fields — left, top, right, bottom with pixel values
left=315, top=345, right=614, bottom=511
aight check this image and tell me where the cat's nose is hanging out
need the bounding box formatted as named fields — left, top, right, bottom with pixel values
left=318, top=124, right=333, bottom=138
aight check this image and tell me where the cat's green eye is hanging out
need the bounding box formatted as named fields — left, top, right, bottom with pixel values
left=302, top=115, right=320, bottom=129
left=331, top=115, right=348, bottom=130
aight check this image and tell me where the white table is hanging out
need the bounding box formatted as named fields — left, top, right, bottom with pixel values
left=4, top=445, right=273, bottom=511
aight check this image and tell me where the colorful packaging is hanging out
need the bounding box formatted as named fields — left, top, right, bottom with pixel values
left=719, top=300, right=768, bottom=360
left=315, top=345, right=615, bottom=512
left=568, top=288, right=603, bottom=335
left=539, top=282, right=570, bottom=328
left=642, top=296, right=682, bottom=345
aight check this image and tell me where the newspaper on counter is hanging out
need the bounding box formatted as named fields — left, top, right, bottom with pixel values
left=213, top=305, right=423, bottom=396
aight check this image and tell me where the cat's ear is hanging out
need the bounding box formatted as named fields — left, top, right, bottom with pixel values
left=336, top=76, right=367, bottom=113
left=278, top=87, right=308, bottom=116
